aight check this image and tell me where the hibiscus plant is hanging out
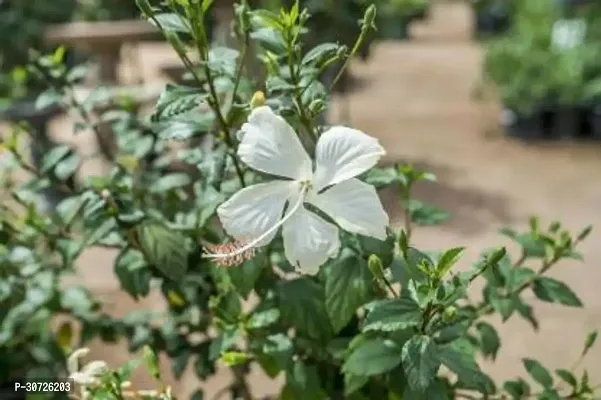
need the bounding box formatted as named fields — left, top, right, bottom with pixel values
left=0, top=0, right=600, bottom=399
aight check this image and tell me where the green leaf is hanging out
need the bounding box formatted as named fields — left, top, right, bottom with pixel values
left=407, top=200, right=450, bottom=226
left=286, top=361, right=325, bottom=399
left=532, top=277, right=583, bottom=307
left=344, top=373, right=369, bottom=396
left=436, top=247, right=464, bottom=278
left=302, top=42, right=340, bottom=66
left=41, top=145, right=71, bottom=173
left=362, top=297, right=422, bottom=332
left=278, top=278, right=332, bottom=340
left=250, top=28, right=287, bottom=54
left=262, top=333, right=294, bottom=370
left=555, top=369, right=577, bottom=388
left=402, top=378, right=450, bottom=400
left=35, top=90, right=61, bottom=110
left=54, top=153, right=80, bottom=180
left=228, top=253, right=265, bottom=299
left=247, top=308, right=280, bottom=330
left=439, top=339, right=492, bottom=392
left=135, top=222, right=189, bottom=281
left=114, top=248, right=151, bottom=300
left=507, top=267, right=536, bottom=292
left=391, top=247, right=434, bottom=286
left=149, top=173, right=191, bottom=193
left=503, top=379, right=531, bottom=399
left=364, top=167, right=400, bottom=188
left=151, top=13, right=191, bottom=33
left=523, top=358, right=553, bottom=388
left=325, top=250, right=373, bottom=333
left=358, top=230, right=396, bottom=266
left=475, top=322, right=501, bottom=360
left=582, top=330, right=598, bottom=357
left=84, top=218, right=117, bottom=246
left=155, top=84, right=206, bottom=120
left=401, top=335, right=440, bottom=392
left=342, top=338, right=402, bottom=377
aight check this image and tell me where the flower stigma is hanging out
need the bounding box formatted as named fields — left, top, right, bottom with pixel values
left=203, top=184, right=310, bottom=266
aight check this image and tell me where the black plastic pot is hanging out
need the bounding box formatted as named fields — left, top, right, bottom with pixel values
left=473, top=4, right=511, bottom=39
left=409, top=5, right=431, bottom=21
left=502, top=108, right=546, bottom=140
left=588, top=104, right=601, bottom=140
left=551, top=107, right=583, bottom=139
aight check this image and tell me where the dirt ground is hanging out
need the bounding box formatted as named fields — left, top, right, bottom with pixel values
left=4, top=1, right=601, bottom=398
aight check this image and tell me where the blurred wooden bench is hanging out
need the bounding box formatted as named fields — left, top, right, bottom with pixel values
left=44, top=19, right=162, bottom=83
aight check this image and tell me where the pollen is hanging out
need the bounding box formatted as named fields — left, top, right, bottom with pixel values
left=203, top=241, right=257, bottom=268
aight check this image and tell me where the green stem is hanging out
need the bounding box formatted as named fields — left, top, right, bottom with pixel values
left=328, top=26, right=367, bottom=93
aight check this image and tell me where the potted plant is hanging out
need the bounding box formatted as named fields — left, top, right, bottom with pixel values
left=480, top=0, right=601, bottom=140
left=469, top=0, right=514, bottom=39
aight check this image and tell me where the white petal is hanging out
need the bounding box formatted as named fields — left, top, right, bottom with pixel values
left=309, top=178, right=389, bottom=240
left=238, top=106, right=312, bottom=180
left=313, top=126, right=385, bottom=191
left=81, top=361, right=108, bottom=377
left=67, top=348, right=90, bottom=374
left=282, top=205, right=340, bottom=275
left=217, top=181, right=299, bottom=246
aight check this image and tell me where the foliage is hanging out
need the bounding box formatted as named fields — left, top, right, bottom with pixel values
left=480, top=0, right=601, bottom=112
left=0, top=1, right=599, bottom=400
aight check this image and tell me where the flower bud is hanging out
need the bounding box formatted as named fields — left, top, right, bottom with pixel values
left=100, top=189, right=111, bottom=200
left=362, top=5, right=377, bottom=31
left=309, top=99, right=326, bottom=115
left=250, top=91, right=266, bottom=109
left=368, top=254, right=385, bottom=281
left=442, top=306, right=457, bottom=324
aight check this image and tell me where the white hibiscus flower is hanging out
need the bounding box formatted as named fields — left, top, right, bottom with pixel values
left=67, top=348, right=108, bottom=386
left=207, top=106, right=390, bottom=275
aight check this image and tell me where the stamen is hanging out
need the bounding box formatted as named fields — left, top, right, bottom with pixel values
left=203, top=185, right=308, bottom=262
left=203, top=240, right=256, bottom=268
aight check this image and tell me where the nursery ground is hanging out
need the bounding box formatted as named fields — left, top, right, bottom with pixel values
left=3, top=1, right=601, bottom=397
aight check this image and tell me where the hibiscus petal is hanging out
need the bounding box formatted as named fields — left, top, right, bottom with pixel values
left=282, top=205, right=340, bottom=275
left=238, top=106, right=312, bottom=180
left=309, top=178, right=389, bottom=240
left=217, top=181, right=299, bottom=247
left=313, top=126, right=385, bottom=191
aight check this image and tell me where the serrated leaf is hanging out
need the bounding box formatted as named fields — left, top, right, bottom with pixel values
left=250, top=28, right=287, bottom=54
left=325, top=250, right=373, bottom=333
left=342, top=338, right=402, bottom=377
left=439, top=339, right=492, bottom=392
left=532, top=277, right=583, bottom=307
left=155, top=85, right=207, bottom=120
left=302, top=42, right=340, bottom=65
left=149, top=173, right=191, bottom=193
left=401, top=335, right=440, bottom=392
left=150, top=13, right=191, bottom=33
left=362, top=297, right=422, bottom=332
left=278, top=278, right=332, bottom=340
left=436, top=247, right=464, bottom=277
left=136, top=222, right=189, bottom=281
left=523, top=358, right=553, bottom=388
